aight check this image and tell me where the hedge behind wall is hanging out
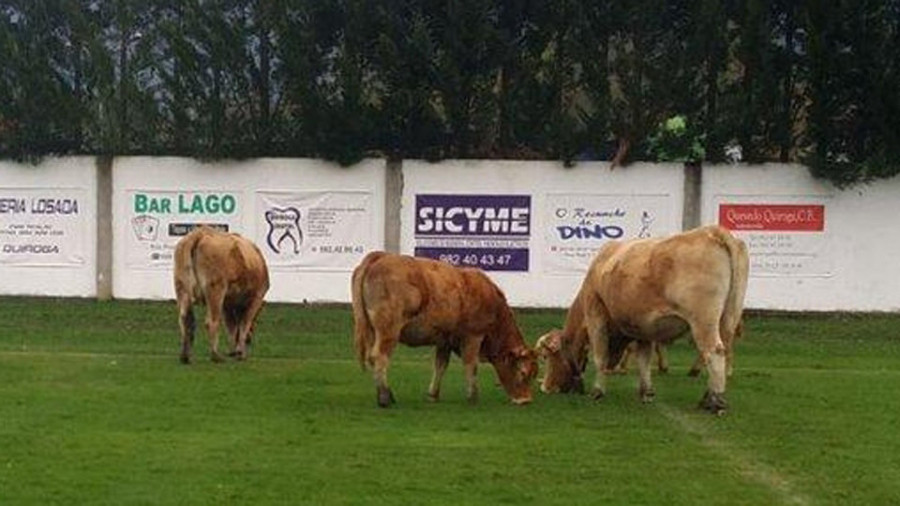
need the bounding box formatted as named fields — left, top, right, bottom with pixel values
left=1, top=0, right=898, bottom=186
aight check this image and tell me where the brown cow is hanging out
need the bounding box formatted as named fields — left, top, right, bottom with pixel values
left=351, top=252, right=538, bottom=407
left=173, top=226, right=270, bottom=364
left=536, top=225, right=748, bottom=414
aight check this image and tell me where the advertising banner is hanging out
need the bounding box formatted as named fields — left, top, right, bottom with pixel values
left=125, top=190, right=243, bottom=268
left=414, top=194, right=531, bottom=271
left=544, top=193, right=676, bottom=274
left=0, top=188, right=88, bottom=266
left=717, top=199, right=831, bottom=277
left=256, top=191, right=374, bottom=270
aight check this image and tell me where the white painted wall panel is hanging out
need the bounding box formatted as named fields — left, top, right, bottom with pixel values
left=401, top=160, right=685, bottom=307
left=6, top=157, right=897, bottom=311
left=703, top=164, right=900, bottom=311
left=112, top=157, right=384, bottom=302
left=0, top=157, right=97, bottom=297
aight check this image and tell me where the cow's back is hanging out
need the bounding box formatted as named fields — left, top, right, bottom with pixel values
left=175, top=228, right=269, bottom=304
left=589, top=226, right=734, bottom=337
left=195, top=233, right=269, bottom=297
left=359, top=254, right=515, bottom=344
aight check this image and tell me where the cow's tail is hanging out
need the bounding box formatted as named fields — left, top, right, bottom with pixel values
left=174, top=229, right=206, bottom=305
left=351, top=251, right=387, bottom=370
left=715, top=227, right=749, bottom=337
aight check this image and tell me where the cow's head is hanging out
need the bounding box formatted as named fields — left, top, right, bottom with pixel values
left=493, top=347, right=538, bottom=405
left=535, top=329, right=585, bottom=394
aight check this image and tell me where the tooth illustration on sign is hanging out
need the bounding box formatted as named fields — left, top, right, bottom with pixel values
left=265, top=207, right=303, bottom=254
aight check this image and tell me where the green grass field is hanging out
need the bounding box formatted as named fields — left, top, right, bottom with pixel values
left=1, top=298, right=899, bottom=505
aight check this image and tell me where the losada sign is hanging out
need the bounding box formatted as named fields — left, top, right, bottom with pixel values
left=719, top=204, right=825, bottom=232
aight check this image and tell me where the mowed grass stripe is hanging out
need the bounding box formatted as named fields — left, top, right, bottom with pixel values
left=5, top=349, right=900, bottom=382
left=659, top=402, right=811, bottom=506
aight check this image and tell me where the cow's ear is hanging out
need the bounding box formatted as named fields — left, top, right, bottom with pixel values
left=535, top=330, right=563, bottom=355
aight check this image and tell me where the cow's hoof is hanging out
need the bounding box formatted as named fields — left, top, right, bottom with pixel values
left=658, top=367, right=669, bottom=375
left=210, top=353, right=225, bottom=363
left=426, top=392, right=439, bottom=403
left=467, top=393, right=480, bottom=405
left=640, top=388, right=656, bottom=403
left=377, top=387, right=395, bottom=408
left=179, top=355, right=191, bottom=365
left=688, top=368, right=702, bottom=378
left=591, top=388, right=606, bottom=401
left=699, top=390, right=728, bottom=415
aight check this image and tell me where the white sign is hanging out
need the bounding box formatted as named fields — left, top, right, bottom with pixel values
left=544, top=193, right=677, bottom=274
left=716, top=195, right=832, bottom=277
left=125, top=190, right=244, bottom=269
left=256, top=191, right=374, bottom=271
left=0, top=188, right=87, bottom=266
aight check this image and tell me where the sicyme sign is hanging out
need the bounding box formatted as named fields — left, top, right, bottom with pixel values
left=414, top=194, right=531, bottom=271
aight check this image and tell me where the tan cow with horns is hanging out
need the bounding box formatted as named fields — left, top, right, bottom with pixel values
left=174, top=226, right=270, bottom=364
left=352, top=251, right=538, bottom=407
left=536, top=225, right=749, bottom=414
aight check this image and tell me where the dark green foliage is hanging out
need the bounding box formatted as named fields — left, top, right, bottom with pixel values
left=1, top=1, right=898, bottom=185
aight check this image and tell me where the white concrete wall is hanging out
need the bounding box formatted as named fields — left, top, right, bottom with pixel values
left=0, top=157, right=97, bottom=297
left=703, top=164, right=900, bottom=311
left=4, top=156, right=900, bottom=311
left=401, top=160, right=685, bottom=307
left=112, top=157, right=384, bottom=302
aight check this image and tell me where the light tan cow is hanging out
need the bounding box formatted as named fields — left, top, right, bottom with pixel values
left=536, top=225, right=748, bottom=414
left=173, top=226, right=270, bottom=364
left=351, top=252, right=538, bottom=407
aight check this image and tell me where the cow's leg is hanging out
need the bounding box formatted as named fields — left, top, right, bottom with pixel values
left=585, top=304, right=610, bottom=400
left=177, top=294, right=195, bottom=364
left=427, top=346, right=451, bottom=402
left=369, top=325, right=400, bottom=408
left=204, top=287, right=226, bottom=363
left=635, top=340, right=655, bottom=402
left=692, top=321, right=728, bottom=414
left=461, top=335, right=485, bottom=404
left=610, top=343, right=631, bottom=375
left=234, top=295, right=264, bottom=361
left=655, top=341, right=669, bottom=374
left=723, top=319, right=742, bottom=377
left=224, top=305, right=240, bottom=357
left=688, top=353, right=705, bottom=377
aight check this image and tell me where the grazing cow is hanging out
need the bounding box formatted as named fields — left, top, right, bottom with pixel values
left=173, top=226, right=270, bottom=364
left=536, top=225, right=748, bottom=414
left=351, top=252, right=538, bottom=407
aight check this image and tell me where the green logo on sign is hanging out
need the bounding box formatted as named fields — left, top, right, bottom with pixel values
left=134, top=193, right=237, bottom=214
